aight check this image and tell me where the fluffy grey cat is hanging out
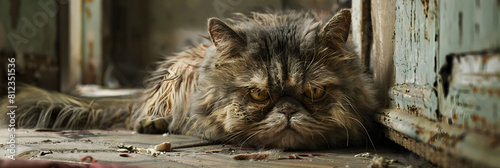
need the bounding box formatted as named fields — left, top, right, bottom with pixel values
left=2, top=9, right=377, bottom=150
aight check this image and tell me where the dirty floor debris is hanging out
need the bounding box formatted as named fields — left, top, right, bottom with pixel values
left=0, top=129, right=436, bottom=168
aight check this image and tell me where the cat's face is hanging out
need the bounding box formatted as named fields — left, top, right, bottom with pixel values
left=194, top=10, right=376, bottom=149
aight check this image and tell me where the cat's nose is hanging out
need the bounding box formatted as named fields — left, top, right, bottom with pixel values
left=280, top=108, right=296, bottom=117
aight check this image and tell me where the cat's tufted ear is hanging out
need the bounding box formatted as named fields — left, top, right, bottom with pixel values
left=208, top=18, right=246, bottom=50
left=321, top=9, right=351, bottom=44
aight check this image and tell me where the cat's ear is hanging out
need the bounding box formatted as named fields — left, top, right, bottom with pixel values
left=321, top=9, right=351, bottom=44
left=208, top=18, right=246, bottom=50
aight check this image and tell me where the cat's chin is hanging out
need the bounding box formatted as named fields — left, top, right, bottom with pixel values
left=273, top=127, right=300, bottom=139
left=247, top=128, right=319, bottom=150
left=278, top=128, right=297, bottom=134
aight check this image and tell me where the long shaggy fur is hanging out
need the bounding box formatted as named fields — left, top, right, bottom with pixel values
left=131, top=45, right=205, bottom=133
left=0, top=86, right=131, bottom=129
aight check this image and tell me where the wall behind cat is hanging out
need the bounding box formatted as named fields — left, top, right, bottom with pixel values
left=101, top=0, right=346, bottom=89
left=0, top=0, right=349, bottom=94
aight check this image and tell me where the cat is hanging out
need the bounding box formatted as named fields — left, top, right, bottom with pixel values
left=1, top=9, right=378, bottom=150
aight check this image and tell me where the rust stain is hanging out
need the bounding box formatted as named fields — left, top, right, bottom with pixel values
left=453, top=114, right=458, bottom=120
left=421, top=0, right=430, bottom=18
left=415, top=125, right=425, bottom=136
left=85, top=0, right=94, bottom=3
left=432, top=133, right=463, bottom=148
left=407, top=105, right=422, bottom=116
left=488, top=89, right=494, bottom=97
left=472, top=114, right=480, bottom=122
left=497, top=89, right=500, bottom=97
left=473, top=87, right=478, bottom=93
left=85, top=7, right=91, bottom=18
left=483, top=54, right=495, bottom=64
left=421, top=0, right=429, bottom=6
left=83, top=41, right=97, bottom=84
left=88, top=41, right=94, bottom=57
left=471, top=114, right=487, bottom=125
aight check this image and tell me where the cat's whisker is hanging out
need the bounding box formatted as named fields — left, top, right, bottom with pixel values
left=329, top=117, right=349, bottom=147
left=347, top=116, right=376, bottom=153
left=239, top=130, right=263, bottom=149
left=222, top=131, right=244, bottom=145
left=266, top=91, right=273, bottom=104
left=342, top=95, right=362, bottom=119
left=314, top=130, right=330, bottom=149
left=305, top=53, right=316, bottom=72
left=223, top=124, right=261, bottom=145
left=343, top=95, right=358, bottom=111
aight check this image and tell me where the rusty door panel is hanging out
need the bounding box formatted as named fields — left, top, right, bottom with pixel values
left=372, top=0, right=500, bottom=167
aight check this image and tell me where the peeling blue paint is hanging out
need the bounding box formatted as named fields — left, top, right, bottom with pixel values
left=374, top=0, right=500, bottom=167
left=391, top=0, right=438, bottom=120
left=439, top=53, right=500, bottom=135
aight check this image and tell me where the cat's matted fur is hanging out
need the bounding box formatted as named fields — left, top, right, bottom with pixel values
left=2, top=9, right=377, bottom=150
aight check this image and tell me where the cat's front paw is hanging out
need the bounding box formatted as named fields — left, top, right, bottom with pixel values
left=134, top=117, right=169, bottom=134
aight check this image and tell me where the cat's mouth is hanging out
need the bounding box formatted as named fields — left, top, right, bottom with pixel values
left=277, top=123, right=300, bottom=135
left=279, top=127, right=298, bottom=135
left=253, top=126, right=310, bottom=149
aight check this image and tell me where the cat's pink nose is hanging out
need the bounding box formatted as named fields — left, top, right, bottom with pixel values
left=281, top=108, right=295, bottom=117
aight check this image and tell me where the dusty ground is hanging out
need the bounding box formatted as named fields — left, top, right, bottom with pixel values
left=0, top=129, right=436, bottom=168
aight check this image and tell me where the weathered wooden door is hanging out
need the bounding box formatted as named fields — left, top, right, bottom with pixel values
left=367, top=1, right=500, bottom=167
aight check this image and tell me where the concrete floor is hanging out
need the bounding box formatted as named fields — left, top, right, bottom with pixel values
left=1, top=129, right=437, bottom=168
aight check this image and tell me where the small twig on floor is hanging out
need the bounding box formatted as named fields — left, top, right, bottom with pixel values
left=108, top=140, right=118, bottom=148
left=171, top=141, right=216, bottom=149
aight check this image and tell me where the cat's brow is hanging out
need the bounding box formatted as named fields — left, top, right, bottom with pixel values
left=240, top=74, right=268, bottom=89
left=309, top=76, right=342, bottom=87
left=306, top=70, right=342, bottom=87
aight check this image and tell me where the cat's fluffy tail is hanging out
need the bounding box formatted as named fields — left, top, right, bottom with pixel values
left=0, top=85, right=134, bottom=130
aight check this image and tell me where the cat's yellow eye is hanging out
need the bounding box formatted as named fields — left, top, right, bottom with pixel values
left=304, top=85, right=325, bottom=99
left=249, top=88, right=269, bottom=102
